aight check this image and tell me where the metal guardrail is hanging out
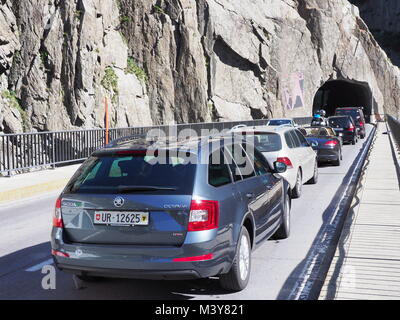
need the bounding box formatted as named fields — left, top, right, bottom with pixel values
left=387, top=114, right=400, bottom=150
left=0, top=117, right=312, bottom=176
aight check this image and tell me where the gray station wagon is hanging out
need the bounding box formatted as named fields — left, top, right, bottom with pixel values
left=51, top=135, right=291, bottom=291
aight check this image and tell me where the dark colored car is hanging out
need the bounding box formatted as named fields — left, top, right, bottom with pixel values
left=335, top=107, right=366, bottom=139
left=300, top=127, right=342, bottom=166
left=328, top=116, right=358, bottom=145
left=51, top=135, right=291, bottom=291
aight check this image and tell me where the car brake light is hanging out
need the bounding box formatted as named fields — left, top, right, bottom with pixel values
left=51, top=249, right=69, bottom=258
left=53, top=197, right=64, bottom=228
left=277, top=157, right=293, bottom=169
left=173, top=253, right=213, bottom=262
left=116, top=150, right=147, bottom=155
left=359, top=121, right=364, bottom=126
left=346, top=123, right=354, bottom=132
left=188, top=200, right=219, bottom=231
left=324, top=140, right=338, bottom=146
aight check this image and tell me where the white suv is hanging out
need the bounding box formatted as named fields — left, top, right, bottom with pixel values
left=230, top=125, right=318, bottom=198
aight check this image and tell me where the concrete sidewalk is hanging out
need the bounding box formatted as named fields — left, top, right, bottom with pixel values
left=0, top=164, right=81, bottom=204
left=320, top=122, right=400, bottom=300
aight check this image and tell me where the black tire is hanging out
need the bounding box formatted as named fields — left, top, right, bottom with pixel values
left=272, top=195, right=291, bottom=239
left=219, top=227, right=251, bottom=291
left=291, top=170, right=302, bottom=199
left=351, top=138, right=356, bottom=145
left=333, top=153, right=341, bottom=166
left=307, top=161, right=318, bottom=184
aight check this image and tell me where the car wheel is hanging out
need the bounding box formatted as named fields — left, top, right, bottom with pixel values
left=219, top=227, right=251, bottom=291
left=307, top=161, right=318, bottom=184
left=351, top=138, right=356, bottom=145
left=272, top=195, right=291, bottom=239
left=291, top=170, right=302, bottom=199
left=340, top=149, right=343, bottom=160
left=333, top=152, right=341, bottom=166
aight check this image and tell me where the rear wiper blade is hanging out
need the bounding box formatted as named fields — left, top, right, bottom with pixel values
left=118, top=185, right=177, bottom=192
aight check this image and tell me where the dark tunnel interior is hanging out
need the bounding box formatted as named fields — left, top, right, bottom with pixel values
left=312, top=80, right=373, bottom=122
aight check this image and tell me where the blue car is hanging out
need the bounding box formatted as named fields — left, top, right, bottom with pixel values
left=51, top=135, right=291, bottom=291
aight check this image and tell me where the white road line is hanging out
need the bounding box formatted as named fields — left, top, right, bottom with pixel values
left=25, top=259, right=54, bottom=272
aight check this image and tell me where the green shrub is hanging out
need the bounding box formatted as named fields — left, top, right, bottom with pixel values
left=153, top=5, right=165, bottom=14
left=101, top=67, right=119, bottom=103
left=119, top=16, right=130, bottom=23
left=2, top=90, right=29, bottom=131
left=125, top=57, right=148, bottom=83
left=101, top=67, right=118, bottom=92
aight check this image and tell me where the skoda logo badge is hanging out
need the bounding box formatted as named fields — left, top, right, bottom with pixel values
left=114, top=196, right=125, bottom=208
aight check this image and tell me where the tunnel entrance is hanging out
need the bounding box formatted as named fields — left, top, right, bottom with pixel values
left=312, top=80, right=373, bottom=122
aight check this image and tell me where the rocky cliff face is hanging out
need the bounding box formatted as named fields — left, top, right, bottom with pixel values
left=350, top=0, right=400, bottom=66
left=1, top=0, right=399, bottom=133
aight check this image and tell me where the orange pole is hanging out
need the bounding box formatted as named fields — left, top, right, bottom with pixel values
left=105, top=96, right=109, bottom=145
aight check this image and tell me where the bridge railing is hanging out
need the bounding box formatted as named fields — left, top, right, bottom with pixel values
left=387, top=114, right=400, bottom=150
left=0, top=117, right=312, bottom=177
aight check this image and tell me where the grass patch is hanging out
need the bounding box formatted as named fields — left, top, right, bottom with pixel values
left=125, top=57, right=148, bottom=83
left=1, top=90, right=29, bottom=132
left=74, top=10, right=83, bottom=20
left=101, top=67, right=119, bottom=104
left=39, top=50, right=49, bottom=66
left=153, top=5, right=165, bottom=15
left=119, top=16, right=130, bottom=24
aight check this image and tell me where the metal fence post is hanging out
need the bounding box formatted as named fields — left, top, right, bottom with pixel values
left=51, top=132, right=56, bottom=170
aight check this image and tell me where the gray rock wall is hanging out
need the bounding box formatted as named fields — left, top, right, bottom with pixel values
left=350, top=0, right=400, bottom=67
left=1, top=0, right=399, bottom=133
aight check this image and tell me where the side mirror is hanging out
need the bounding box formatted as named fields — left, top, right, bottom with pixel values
left=273, top=161, right=287, bottom=174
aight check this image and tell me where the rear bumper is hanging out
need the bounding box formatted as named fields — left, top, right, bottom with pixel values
left=51, top=228, right=233, bottom=280
left=317, top=149, right=339, bottom=162
left=317, top=154, right=338, bottom=162
left=55, top=261, right=206, bottom=280
left=340, top=132, right=356, bottom=142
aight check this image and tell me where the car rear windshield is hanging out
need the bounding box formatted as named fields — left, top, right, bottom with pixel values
left=335, top=109, right=361, bottom=119
left=303, top=128, right=321, bottom=136
left=268, top=119, right=291, bottom=126
left=66, top=153, right=197, bottom=194
left=329, top=117, right=350, bottom=127
left=242, top=132, right=282, bottom=152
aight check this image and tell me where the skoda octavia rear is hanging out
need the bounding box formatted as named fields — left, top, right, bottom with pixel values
left=51, top=138, right=291, bottom=291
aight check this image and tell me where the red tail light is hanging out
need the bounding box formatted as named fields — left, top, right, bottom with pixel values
left=53, top=197, right=64, bottom=228
left=324, top=140, right=338, bottom=147
left=173, top=253, right=213, bottom=262
left=188, top=200, right=219, bottom=231
left=51, top=249, right=69, bottom=258
left=116, top=150, right=147, bottom=155
left=277, top=157, right=293, bottom=169
left=358, top=121, right=364, bottom=127
left=346, top=123, right=354, bottom=132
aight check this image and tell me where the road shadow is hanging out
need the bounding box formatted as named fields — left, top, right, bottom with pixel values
left=276, top=127, right=375, bottom=300
left=0, top=242, right=230, bottom=300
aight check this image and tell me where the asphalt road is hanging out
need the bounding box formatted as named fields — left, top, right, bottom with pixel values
left=0, top=125, right=374, bottom=300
